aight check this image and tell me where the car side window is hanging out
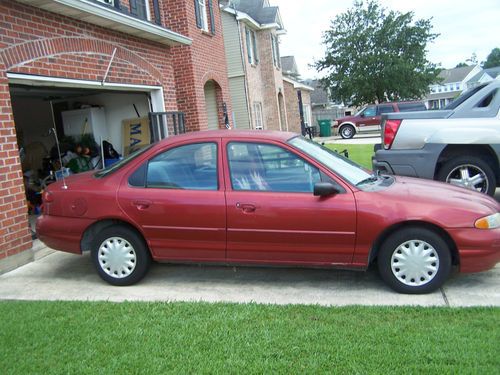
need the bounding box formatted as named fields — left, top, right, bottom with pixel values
left=363, top=106, right=376, bottom=117
left=228, top=142, right=321, bottom=193
left=377, top=104, right=394, bottom=115
left=146, top=143, right=218, bottom=190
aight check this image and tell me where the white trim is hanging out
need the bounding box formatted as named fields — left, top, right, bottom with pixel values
left=283, top=76, right=314, bottom=91
left=222, top=6, right=285, bottom=33
left=7, top=73, right=162, bottom=92
left=16, top=0, right=192, bottom=46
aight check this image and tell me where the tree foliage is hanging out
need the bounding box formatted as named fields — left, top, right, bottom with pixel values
left=482, top=48, right=500, bottom=69
left=315, top=0, right=440, bottom=106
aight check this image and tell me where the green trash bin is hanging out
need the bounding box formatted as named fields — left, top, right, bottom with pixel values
left=318, top=119, right=332, bottom=137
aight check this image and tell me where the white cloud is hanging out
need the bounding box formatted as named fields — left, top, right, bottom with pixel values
left=272, top=0, right=500, bottom=79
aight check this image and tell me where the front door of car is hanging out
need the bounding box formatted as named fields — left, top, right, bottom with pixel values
left=358, top=105, right=379, bottom=132
left=223, top=140, right=357, bottom=265
left=117, top=141, right=226, bottom=261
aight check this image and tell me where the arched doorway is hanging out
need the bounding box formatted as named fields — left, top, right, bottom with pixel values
left=204, top=80, right=223, bottom=130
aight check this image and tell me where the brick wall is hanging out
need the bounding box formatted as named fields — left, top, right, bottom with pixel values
left=254, top=29, right=284, bottom=131
left=284, top=80, right=300, bottom=133
left=0, top=0, right=197, bottom=261
left=164, top=0, right=233, bottom=131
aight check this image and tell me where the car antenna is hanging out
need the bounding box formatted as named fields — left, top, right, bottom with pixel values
left=49, top=127, right=68, bottom=190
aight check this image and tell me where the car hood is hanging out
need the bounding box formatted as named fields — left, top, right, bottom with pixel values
left=357, top=175, right=499, bottom=228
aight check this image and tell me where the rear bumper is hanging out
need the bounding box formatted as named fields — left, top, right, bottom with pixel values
left=36, top=215, right=93, bottom=254
left=372, top=144, right=445, bottom=180
left=449, top=228, right=500, bottom=273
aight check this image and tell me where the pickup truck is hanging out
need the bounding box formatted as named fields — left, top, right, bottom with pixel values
left=372, top=81, right=500, bottom=196
left=333, top=101, right=426, bottom=139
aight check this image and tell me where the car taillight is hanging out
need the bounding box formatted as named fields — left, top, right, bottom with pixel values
left=383, top=119, right=402, bottom=149
left=43, top=191, right=54, bottom=203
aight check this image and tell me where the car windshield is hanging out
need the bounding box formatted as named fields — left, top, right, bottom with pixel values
left=94, top=144, right=153, bottom=178
left=445, top=83, right=488, bottom=110
left=288, top=136, right=373, bottom=186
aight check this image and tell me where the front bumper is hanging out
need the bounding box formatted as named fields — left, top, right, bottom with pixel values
left=448, top=228, right=500, bottom=273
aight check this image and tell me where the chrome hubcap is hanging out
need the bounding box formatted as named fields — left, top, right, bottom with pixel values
left=391, top=240, right=439, bottom=286
left=341, top=127, right=353, bottom=137
left=98, top=237, right=137, bottom=279
left=446, top=164, right=488, bottom=193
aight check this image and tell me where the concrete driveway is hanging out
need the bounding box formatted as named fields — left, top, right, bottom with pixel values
left=0, top=246, right=498, bottom=307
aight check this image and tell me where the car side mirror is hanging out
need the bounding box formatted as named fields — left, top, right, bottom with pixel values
left=359, top=112, right=365, bottom=118
left=314, top=182, right=340, bottom=197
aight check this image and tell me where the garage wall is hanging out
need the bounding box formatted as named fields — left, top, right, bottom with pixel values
left=66, top=93, right=150, bottom=154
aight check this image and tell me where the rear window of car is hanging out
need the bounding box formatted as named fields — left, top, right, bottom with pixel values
left=398, top=102, right=426, bottom=112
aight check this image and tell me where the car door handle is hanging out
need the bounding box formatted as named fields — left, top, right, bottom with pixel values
left=236, top=202, right=257, bottom=213
left=133, top=199, right=152, bottom=210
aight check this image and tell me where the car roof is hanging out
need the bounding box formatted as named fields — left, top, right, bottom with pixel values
left=160, top=129, right=297, bottom=144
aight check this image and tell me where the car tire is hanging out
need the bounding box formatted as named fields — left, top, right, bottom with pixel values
left=91, top=225, right=151, bottom=286
left=377, top=227, right=451, bottom=294
left=339, top=124, right=355, bottom=139
left=437, top=156, right=496, bottom=196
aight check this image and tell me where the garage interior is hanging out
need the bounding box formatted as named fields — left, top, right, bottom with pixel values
left=9, top=83, right=153, bottom=234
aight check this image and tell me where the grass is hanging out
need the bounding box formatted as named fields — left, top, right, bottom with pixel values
left=324, top=143, right=375, bottom=170
left=1, top=301, right=499, bottom=374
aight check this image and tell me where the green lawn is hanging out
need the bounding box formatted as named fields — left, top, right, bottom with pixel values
left=324, top=143, right=375, bottom=170
left=1, top=301, right=499, bottom=374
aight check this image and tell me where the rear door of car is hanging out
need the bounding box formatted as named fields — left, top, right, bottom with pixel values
left=117, top=138, right=226, bottom=261
left=222, top=138, right=357, bottom=266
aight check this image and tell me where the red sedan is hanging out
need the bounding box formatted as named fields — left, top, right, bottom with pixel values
left=36, top=130, right=500, bottom=293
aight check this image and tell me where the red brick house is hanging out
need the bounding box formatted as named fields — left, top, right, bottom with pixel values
left=0, top=0, right=232, bottom=272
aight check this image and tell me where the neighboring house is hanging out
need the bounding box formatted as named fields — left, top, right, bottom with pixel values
left=466, top=66, right=500, bottom=88
left=308, top=80, right=350, bottom=127
left=0, top=0, right=232, bottom=272
left=426, top=65, right=482, bottom=109
left=220, top=0, right=289, bottom=131
left=281, top=56, right=314, bottom=134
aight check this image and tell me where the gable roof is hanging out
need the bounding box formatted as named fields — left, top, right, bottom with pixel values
left=308, top=80, right=330, bottom=105
left=438, top=65, right=475, bottom=84
left=232, top=0, right=283, bottom=29
left=484, top=66, right=500, bottom=79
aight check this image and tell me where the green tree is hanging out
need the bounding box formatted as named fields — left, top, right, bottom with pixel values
left=315, top=0, right=440, bottom=106
left=455, top=62, right=468, bottom=68
left=482, top=48, right=500, bottom=68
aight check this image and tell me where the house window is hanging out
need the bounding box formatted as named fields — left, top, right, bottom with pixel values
left=128, top=0, right=150, bottom=21
left=456, top=83, right=460, bottom=90
left=271, top=34, right=281, bottom=68
left=246, top=27, right=258, bottom=65
left=194, top=0, right=215, bottom=33
left=253, top=102, right=264, bottom=130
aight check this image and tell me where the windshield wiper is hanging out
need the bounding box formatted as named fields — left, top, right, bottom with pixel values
left=356, top=175, right=379, bottom=186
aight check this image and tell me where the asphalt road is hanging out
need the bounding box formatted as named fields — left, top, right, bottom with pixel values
left=0, top=248, right=498, bottom=306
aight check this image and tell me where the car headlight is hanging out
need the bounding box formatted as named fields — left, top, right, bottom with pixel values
left=475, top=213, right=500, bottom=229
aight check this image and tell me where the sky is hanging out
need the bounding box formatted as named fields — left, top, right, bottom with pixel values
left=272, top=0, right=500, bottom=79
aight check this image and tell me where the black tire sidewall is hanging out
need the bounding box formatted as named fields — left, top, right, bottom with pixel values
left=437, top=155, right=496, bottom=196
left=91, top=225, right=151, bottom=286
left=377, top=227, right=451, bottom=294
left=340, top=125, right=355, bottom=139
